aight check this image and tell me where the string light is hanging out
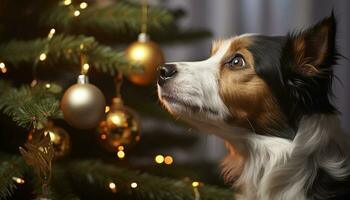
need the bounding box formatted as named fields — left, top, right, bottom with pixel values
left=164, top=156, right=173, bottom=165
left=105, top=106, right=110, bottom=113
left=48, top=28, right=56, bottom=39
left=80, top=2, right=88, bottom=9
left=63, top=0, right=72, bottom=6
left=154, top=155, right=164, bottom=164
left=74, top=10, right=80, bottom=17
left=45, top=83, right=51, bottom=89
left=117, top=150, right=125, bottom=159
left=192, top=181, right=200, bottom=188
left=192, top=181, right=201, bottom=200
left=109, top=182, right=117, bottom=193
left=83, top=63, right=89, bottom=71
left=12, top=177, right=25, bottom=184
left=118, top=146, right=124, bottom=151
left=39, top=53, right=47, bottom=61
left=130, top=182, right=138, bottom=188
left=0, top=62, right=7, bottom=73
left=100, top=134, right=107, bottom=140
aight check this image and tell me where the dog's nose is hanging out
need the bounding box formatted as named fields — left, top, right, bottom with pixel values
left=158, top=64, right=177, bottom=86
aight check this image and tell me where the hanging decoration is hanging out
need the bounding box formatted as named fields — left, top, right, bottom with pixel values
left=19, top=123, right=55, bottom=199
left=28, top=122, right=71, bottom=159
left=98, top=73, right=140, bottom=152
left=125, top=0, right=165, bottom=85
left=61, top=44, right=106, bottom=129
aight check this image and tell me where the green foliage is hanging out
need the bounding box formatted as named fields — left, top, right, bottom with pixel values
left=49, top=167, right=81, bottom=200
left=0, top=34, right=140, bottom=75
left=0, top=80, right=62, bottom=128
left=0, top=155, right=233, bottom=200
left=41, top=2, right=173, bottom=35
left=66, top=160, right=233, bottom=200
left=0, top=154, right=26, bottom=200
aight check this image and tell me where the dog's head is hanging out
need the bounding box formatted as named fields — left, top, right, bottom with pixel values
left=157, top=14, right=338, bottom=140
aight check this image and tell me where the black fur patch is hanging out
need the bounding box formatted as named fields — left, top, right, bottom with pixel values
left=247, top=14, right=338, bottom=139
left=248, top=35, right=297, bottom=139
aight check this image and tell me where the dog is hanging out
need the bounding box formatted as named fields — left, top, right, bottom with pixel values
left=157, top=13, right=350, bottom=200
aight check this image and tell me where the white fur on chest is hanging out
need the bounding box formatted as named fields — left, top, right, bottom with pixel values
left=221, top=115, right=350, bottom=200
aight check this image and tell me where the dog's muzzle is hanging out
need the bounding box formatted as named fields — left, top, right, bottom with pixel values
left=157, top=64, right=177, bottom=86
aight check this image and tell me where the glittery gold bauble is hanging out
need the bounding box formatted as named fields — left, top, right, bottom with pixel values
left=98, top=97, right=140, bottom=151
left=61, top=75, right=106, bottom=129
left=126, top=33, right=164, bottom=85
left=28, top=125, right=71, bottom=159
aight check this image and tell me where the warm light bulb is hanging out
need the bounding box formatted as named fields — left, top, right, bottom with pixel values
left=12, top=177, right=25, bottom=184
left=63, top=0, right=72, bottom=6
left=74, top=10, right=80, bottom=16
left=118, top=146, right=124, bottom=151
left=164, top=156, right=173, bottom=165
left=192, top=181, right=199, bottom=188
left=117, top=150, right=125, bottom=159
left=131, top=182, right=138, bottom=188
left=109, top=182, right=117, bottom=193
left=0, top=62, right=7, bottom=73
left=109, top=182, right=116, bottom=189
left=100, top=134, right=107, bottom=140
left=45, top=83, right=51, bottom=88
left=39, top=53, right=47, bottom=61
left=80, top=2, right=88, bottom=9
left=82, top=63, right=90, bottom=72
left=155, top=155, right=164, bottom=164
left=48, top=28, right=56, bottom=38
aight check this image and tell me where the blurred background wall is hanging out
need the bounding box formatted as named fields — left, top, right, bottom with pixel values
left=158, top=0, right=350, bottom=161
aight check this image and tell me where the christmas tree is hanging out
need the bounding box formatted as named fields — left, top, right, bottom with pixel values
left=0, top=0, right=231, bottom=199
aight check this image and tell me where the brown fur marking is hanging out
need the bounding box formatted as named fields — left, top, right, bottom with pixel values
left=218, top=36, right=287, bottom=134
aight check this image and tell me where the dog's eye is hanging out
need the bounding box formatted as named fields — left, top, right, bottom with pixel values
left=229, top=55, right=246, bottom=68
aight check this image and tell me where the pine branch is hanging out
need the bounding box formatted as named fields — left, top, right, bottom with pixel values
left=0, top=80, right=62, bottom=128
left=0, top=34, right=140, bottom=75
left=40, top=2, right=173, bottom=36
left=65, top=160, right=233, bottom=200
left=0, top=154, right=27, bottom=200
left=46, top=167, right=80, bottom=200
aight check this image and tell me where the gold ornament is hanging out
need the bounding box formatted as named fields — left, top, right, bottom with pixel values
left=126, top=33, right=164, bottom=85
left=98, top=97, right=140, bottom=151
left=61, top=75, right=106, bottom=129
left=28, top=123, right=71, bottom=159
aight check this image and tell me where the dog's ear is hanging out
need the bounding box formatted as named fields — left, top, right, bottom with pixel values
left=286, top=13, right=336, bottom=76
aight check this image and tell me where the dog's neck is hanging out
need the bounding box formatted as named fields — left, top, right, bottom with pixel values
left=225, top=114, right=350, bottom=200
left=190, top=114, right=350, bottom=200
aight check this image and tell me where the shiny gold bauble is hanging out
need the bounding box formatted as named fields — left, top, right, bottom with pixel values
left=98, top=97, right=140, bottom=151
left=126, top=33, right=164, bottom=85
left=28, top=125, right=71, bottom=159
left=61, top=75, right=106, bottom=129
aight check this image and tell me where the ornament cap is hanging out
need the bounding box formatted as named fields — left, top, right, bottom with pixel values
left=77, top=74, right=89, bottom=84
left=138, top=33, right=149, bottom=42
left=112, top=97, right=124, bottom=109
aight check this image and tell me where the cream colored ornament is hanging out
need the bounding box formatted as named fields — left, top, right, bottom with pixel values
left=61, top=75, right=106, bottom=129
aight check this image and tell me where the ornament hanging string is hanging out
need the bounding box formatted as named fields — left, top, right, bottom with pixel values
left=114, top=72, right=123, bottom=98
left=80, top=44, right=89, bottom=75
left=141, top=0, right=148, bottom=34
